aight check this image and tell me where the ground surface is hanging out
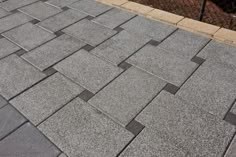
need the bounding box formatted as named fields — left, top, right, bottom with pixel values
left=0, top=0, right=235, bottom=157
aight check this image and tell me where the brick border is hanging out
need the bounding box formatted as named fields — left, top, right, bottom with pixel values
left=96, top=0, right=236, bottom=47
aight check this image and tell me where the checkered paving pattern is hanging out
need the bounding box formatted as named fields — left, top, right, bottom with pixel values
left=0, top=0, right=235, bottom=157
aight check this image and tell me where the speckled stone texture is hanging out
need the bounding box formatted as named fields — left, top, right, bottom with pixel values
left=225, top=137, right=236, bottom=157
left=0, top=0, right=38, bottom=11
left=0, top=38, right=20, bottom=59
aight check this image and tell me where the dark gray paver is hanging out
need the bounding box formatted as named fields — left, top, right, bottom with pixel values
left=38, top=9, right=88, bottom=32
left=0, top=38, right=20, bottom=59
left=22, top=34, right=86, bottom=71
left=225, top=136, right=236, bottom=157
left=120, top=128, right=187, bottom=157
left=68, top=0, right=112, bottom=17
left=127, top=45, right=198, bottom=86
left=158, top=29, right=210, bottom=60
left=0, top=0, right=38, bottom=11
left=38, top=97, right=133, bottom=157
left=92, top=8, right=135, bottom=29
left=136, top=91, right=235, bottom=157
left=89, top=67, right=166, bottom=127
left=0, top=12, right=33, bottom=33
left=0, top=95, right=7, bottom=108
left=19, top=1, right=62, bottom=21
left=63, top=19, right=117, bottom=46
left=91, top=30, right=150, bottom=65
left=54, top=49, right=122, bottom=93
left=10, top=73, right=84, bottom=125
left=3, top=23, right=56, bottom=51
left=0, top=105, right=26, bottom=139
left=0, top=8, right=10, bottom=18
left=121, top=16, right=177, bottom=42
left=0, top=55, right=45, bottom=100
left=0, top=122, right=60, bottom=157
left=46, top=0, right=78, bottom=8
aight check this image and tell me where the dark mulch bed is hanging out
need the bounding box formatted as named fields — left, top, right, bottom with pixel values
left=130, top=0, right=236, bottom=30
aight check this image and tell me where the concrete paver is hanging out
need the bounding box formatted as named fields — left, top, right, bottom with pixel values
left=0, top=38, right=20, bottom=59
left=46, top=0, right=78, bottom=8
left=0, top=0, right=38, bottom=11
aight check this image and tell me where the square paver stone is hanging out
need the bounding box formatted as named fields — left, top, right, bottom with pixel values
left=121, top=16, right=176, bottom=42
left=0, top=55, right=45, bottom=100
left=158, top=29, right=210, bottom=60
left=0, top=38, right=20, bottom=59
left=127, top=45, right=198, bottom=86
left=91, top=30, right=150, bottom=65
left=38, top=97, right=133, bottom=157
left=19, top=1, right=62, bottom=21
left=0, top=0, right=38, bottom=11
left=46, top=0, right=78, bottom=8
left=3, top=23, right=56, bottom=51
left=120, top=128, right=186, bottom=157
left=225, top=137, right=236, bottom=157
left=54, top=49, right=122, bottom=93
left=10, top=73, right=84, bottom=125
left=0, top=8, right=10, bottom=18
left=0, top=12, right=33, bottom=33
left=197, top=40, right=236, bottom=67
left=63, top=19, right=117, bottom=46
left=0, top=105, right=26, bottom=139
left=22, top=34, right=86, bottom=71
left=89, top=67, right=166, bottom=127
left=136, top=91, right=235, bottom=157
left=68, top=0, right=112, bottom=17
left=38, top=9, right=88, bottom=32
left=0, top=122, right=60, bottom=157
left=92, top=8, right=135, bottom=29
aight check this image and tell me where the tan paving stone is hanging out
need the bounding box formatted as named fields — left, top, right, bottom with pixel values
left=214, top=28, right=236, bottom=45
left=121, top=1, right=153, bottom=15
left=97, top=0, right=128, bottom=6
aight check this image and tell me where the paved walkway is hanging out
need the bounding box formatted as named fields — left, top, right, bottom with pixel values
left=0, top=0, right=235, bottom=157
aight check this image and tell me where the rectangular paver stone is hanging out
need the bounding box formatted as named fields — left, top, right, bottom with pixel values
left=0, top=12, right=33, bottom=33
left=10, top=73, right=84, bottom=125
left=46, top=0, right=78, bottom=8
left=136, top=91, right=235, bottom=157
left=0, top=0, right=38, bottom=11
left=121, top=1, right=153, bottom=15
left=120, top=128, right=186, bottom=157
left=68, top=0, right=112, bottom=17
left=22, top=34, right=86, bottom=71
left=19, top=1, right=62, bottom=21
left=55, top=49, right=122, bottom=93
left=38, top=9, right=88, bottom=32
left=3, top=23, right=56, bottom=51
left=63, top=19, right=117, bottom=46
left=0, top=55, right=45, bottom=100
left=91, top=30, right=150, bottom=65
left=92, top=8, right=135, bottom=29
left=121, top=16, right=176, bottom=42
left=158, top=29, right=210, bottom=60
left=89, top=67, right=166, bottom=126
left=0, top=8, right=10, bottom=18
left=38, top=97, right=133, bottom=157
left=0, top=122, right=60, bottom=157
left=127, top=45, right=198, bottom=86
left=0, top=38, right=20, bottom=59
left=0, top=105, right=26, bottom=139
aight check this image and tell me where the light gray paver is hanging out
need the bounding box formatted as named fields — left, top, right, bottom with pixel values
left=0, top=0, right=38, bottom=11
left=38, top=9, right=88, bottom=32
left=38, top=97, right=133, bottom=157
left=0, top=122, right=60, bottom=157
left=0, top=55, right=45, bottom=100
left=10, top=73, right=84, bottom=125
left=22, top=34, right=86, bottom=71
left=121, top=16, right=177, bottom=42
left=120, top=128, right=186, bottom=157
left=54, top=49, right=122, bottom=93
left=0, top=105, right=26, bottom=139
left=127, top=45, right=198, bottom=86
left=158, top=29, right=210, bottom=60
left=3, top=23, right=56, bottom=51
left=225, top=137, right=236, bottom=157
left=46, top=0, right=78, bottom=8
left=0, top=8, right=10, bottom=18
left=91, top=30, right=150, bottom=65
left=136, top=91, right=235, bottom=157
left=0, top=95, right=7, bottom=108
left=0, top=12, right=33, bottom=33
left=19, top=1, right=62, bottom=21
left=68, top=0, right=112, bottom=17
left=231, top=102, right=236, bottom=115
left=63, top=19, right=117, bottom=46
left=92, top=8, right=135, bottom=29
left=0, top=38, right=20, bottom=59
left=89, top=67, right=166, bottom=127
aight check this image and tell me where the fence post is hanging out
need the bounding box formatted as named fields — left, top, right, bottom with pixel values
left=199, top=0, right=207, bottom=21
